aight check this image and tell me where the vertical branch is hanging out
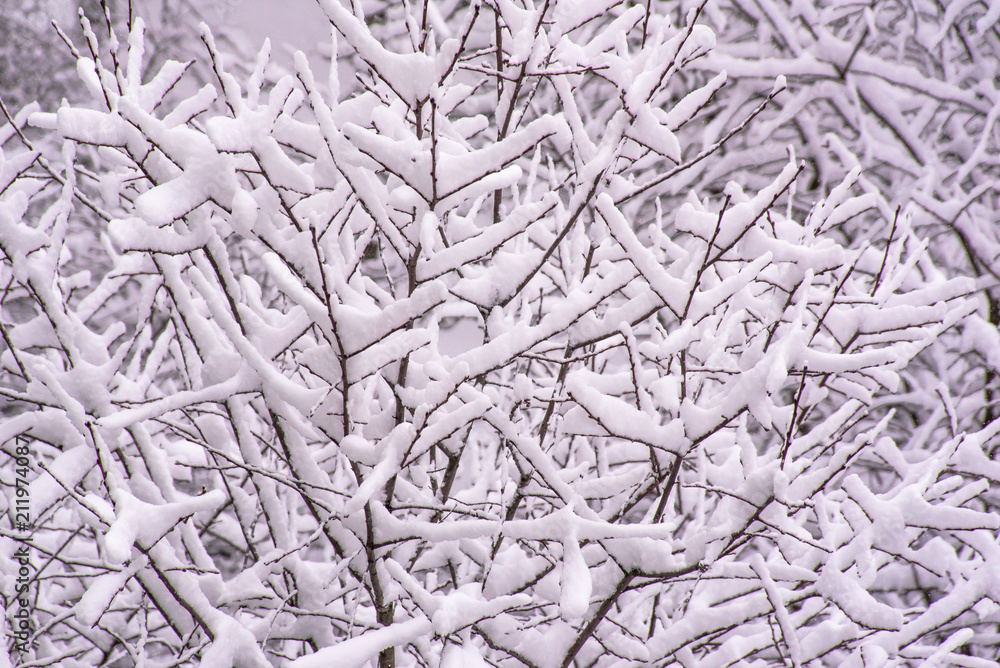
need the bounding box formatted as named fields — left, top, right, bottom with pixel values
left=492, top=8, right=504, bottom=227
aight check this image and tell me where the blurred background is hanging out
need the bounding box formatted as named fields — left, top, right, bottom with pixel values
left=0, top=0, right=330, bottom=113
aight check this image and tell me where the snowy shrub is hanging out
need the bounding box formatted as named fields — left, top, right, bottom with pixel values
left=1, top=1, right=999, bottom=667
left=680, top=0, right=1000, bottom=436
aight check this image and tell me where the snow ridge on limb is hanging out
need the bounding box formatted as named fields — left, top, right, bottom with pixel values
left=0, top=1, right=994, bottom=667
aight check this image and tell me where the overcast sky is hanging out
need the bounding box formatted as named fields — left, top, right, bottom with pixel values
left=215, top=0, right=328, bottom=52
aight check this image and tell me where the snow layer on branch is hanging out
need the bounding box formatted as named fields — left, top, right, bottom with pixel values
left=565, top=372, right=685, bottom=453
left=103, top=489, right=226, bottom=565
left=316, top=0, right=435, bottom=105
